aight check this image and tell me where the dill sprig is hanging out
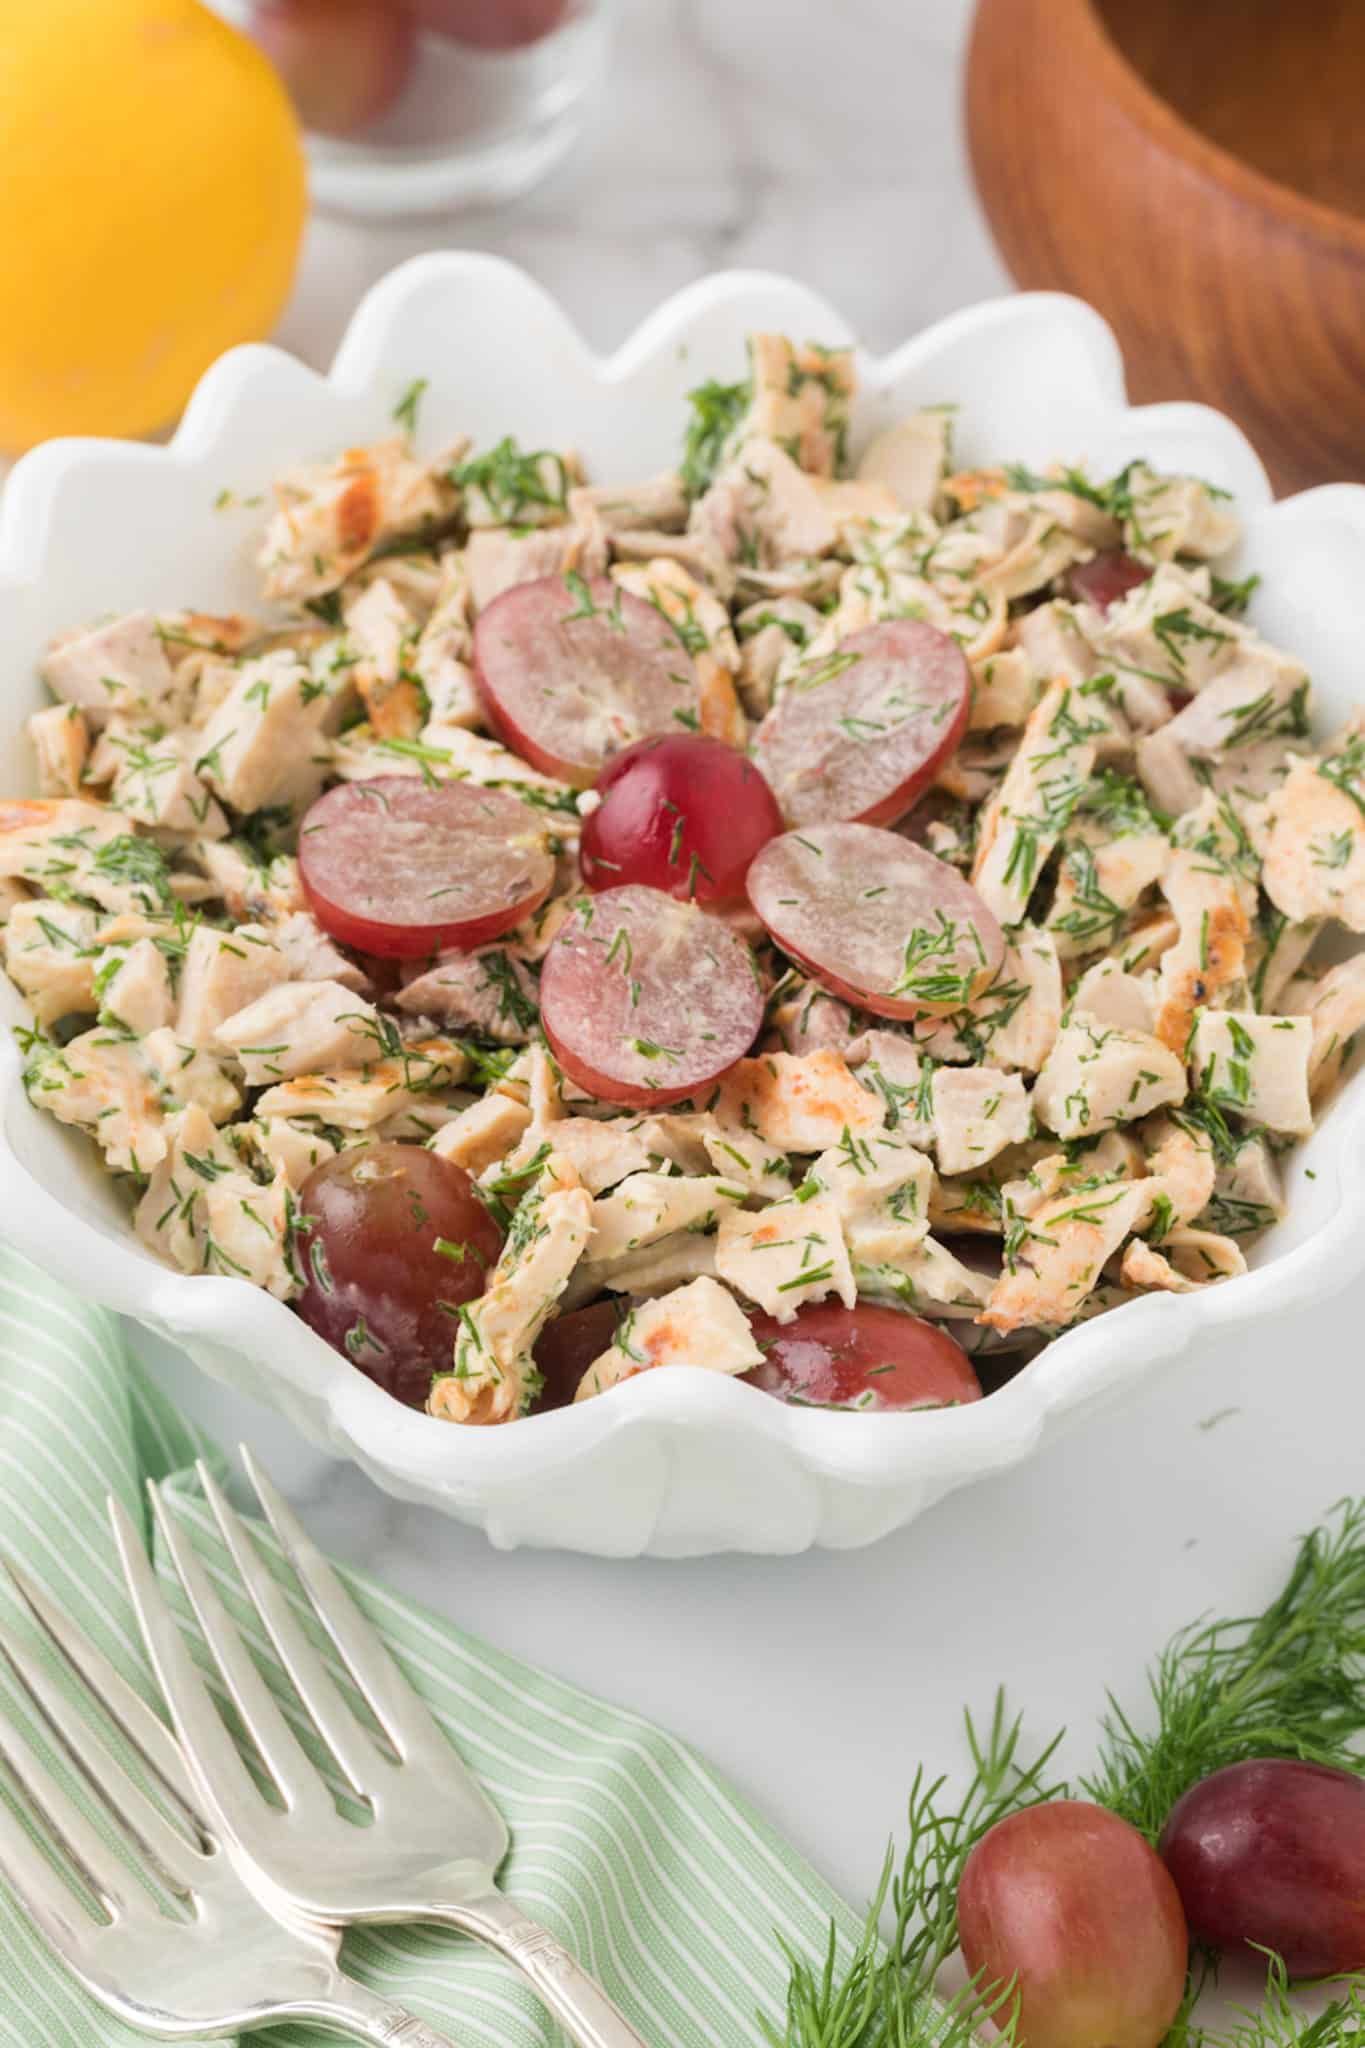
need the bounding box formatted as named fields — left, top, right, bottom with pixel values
left=762, top=1695, right=1064, bottom=2046
left=1083, top=1499, right=1365, bottom=1842
left=1186, top=1953, right=1365, bottom=2046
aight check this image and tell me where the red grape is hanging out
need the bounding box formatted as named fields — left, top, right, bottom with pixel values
left=748, top=823, right=1005, bottom=1020
left=1064, top=549, right=1151, bottom=613
left=408, top=0, right=570, bottom=49
left=532, top=1299, right=622, bottom=1411
left=744, top=1303, right=981, bottom=1410
left=958, top=1803, right=1189, bottom=2048
left=250, top=0, right=416, bottom=136
left=1160, top=1760, right=1365, bottom=1977
left=293, top=1144, right=503, bottom=1408
left=539, top=884, right=764, bottom=1108
left=298, top=778, right=555, bottom=960
left=580, top=735, right=784, bottom=905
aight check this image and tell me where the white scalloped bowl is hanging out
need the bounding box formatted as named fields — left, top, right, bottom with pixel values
left=2, top=256, right=1364, bottom=1556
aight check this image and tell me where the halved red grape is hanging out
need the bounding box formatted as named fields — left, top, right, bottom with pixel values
left=745, top=1303, right=981, bottom=1410
left=747, top=822, right=1005, bottom=1019
left=473, top=574, right=700, bottom=786
left=539, top=883, right=764, bottom=1107
left=1064, top=549, right=1152, bottom=613
left=751, top=619, right=970, bottom=827
left=580, top=734, right=784, bottom=904
left=298, top=777, right=555, bottom=960
left=958, top=1803, right=1189, bottom=2048
left=1160, top=1760, right=1365, bottom=1977
left=293, top=1144, right=504, bottom=1408
left=532, top=1299, right=623, bottom=1411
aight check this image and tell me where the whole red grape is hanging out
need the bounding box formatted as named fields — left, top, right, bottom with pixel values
left=294, top=1143, right=503, bottom=1408
left=958, top=1802, right=1189, bottom=2047
left=1160, top=1759, right=1365, bottom=1977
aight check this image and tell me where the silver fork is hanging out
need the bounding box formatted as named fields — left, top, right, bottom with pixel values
left=110, top=1449, right=651, bottom=2048
left=0, top=1557, right=462, bottom=2045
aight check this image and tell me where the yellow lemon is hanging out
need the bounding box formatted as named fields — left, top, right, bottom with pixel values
left=0, top=0, right=307, bottom=449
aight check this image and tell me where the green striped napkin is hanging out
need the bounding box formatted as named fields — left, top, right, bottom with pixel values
left=0, top=1246, right=860, bottom=2047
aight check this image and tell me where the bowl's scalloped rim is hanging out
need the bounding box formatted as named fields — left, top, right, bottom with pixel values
left=1, top=252, right=1362, bottom=1549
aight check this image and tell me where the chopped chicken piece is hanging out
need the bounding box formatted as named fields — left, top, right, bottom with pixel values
left=429, top=1171, right=593, bottom=1424
left=1261, top=726, right=1365, bottom=932
left=697, top=1115, right=795, bottom=1200
left=1141, top=1119, right=1215, bottom=1228
left=744, top=334, right=856, bottom=477
left=142, top=1028, right=242, bottom=1124
left=1014, top=600, right=1099, bottom=691
left=971, top=682, right=1111, bottom=923
left=1072, top=960, right=1157, bottom=1035
left=691, top=437, right=838, bottom=570
left=27, top=706, right=90, bottom=798
left=136, top=1105, right=293, bottom=1295
left=809, top=1128, right=933, bottom=1263
left=855, top=410, right=950, bottom=517
left=970, top=649, right=1038, bottom=732
left=981, top=1178, right=1152, bottom=1332
left=343, top=577, right=424, bottom=740
left=1189, top=1008, right=1313, bottom=1136
left=241, top=1114, right=354, bottom=1189
left=569, top=472, right=689, bottom=536
left=1125, top=1228, right=1247, bottom=1292
left=267, top=910, right=369, bottom=994
left=1087, top=561, right=1247, bottom=705
left=496, top=1112, right=675, bottom=1197
left=1152, top=845, right=1252, bottom=1054
left=176, top=924, right=290, bottom=1047
left=931, top=1067, right=1031, bottom=1175
left=396, top=945, right=538, bottom=1043
left=985, top=929, right=1064, bottom=1074
left=1046, top=826, right=1169, bottom=961
left=718, top=1049, right=886, bottom=1153
left=41, top=612, right=178, bottom=726
left=1282, top=953, right=1365, bottom=1098
left=734, top=597, right=825, bottom=716
left=715, top=1191, right=855, bottom=1322
left=1033, top=1012, right=1186, bottom=1139
left=100, top=727, right=227, bottom=838
left=2, top=900, right=99, bottom=1024
left=261, top=436, right=456, bottom=602
left=770, top=976, right=863, bottom=1059
left=192, top=652, right=334, bottom=818
left=0, top=799, right=141, bottom=909
left=464, top=524, right=598, bottom=614
left=430, top=1092, right=534, bottom=1177
left=574, top=1275, right=762, bottom=1402
left=94, top=939, right=173, bottom=1035
left=1121, top=465, right=1241, bottom=563
left=612, top=555, right=746, bottom=746
left=255, top=1038, right=466, bottom=1131
left=214, top=980, right=382, bottom=1084
left=588, top=1172, right=746, bottom=1265
left=22, top=1028, right=167, bottom=1175
left=0, top=879, right=28, bottom=925
left=850, top=1031, right=935, bottom=1145
left=1203, top=1133, right=1285, bottom=1239
left=569, top=1231, right=721, bottom=1311
left=862, top=1235, right=994, bottom=1320
left=1247, top=914, right=1319, bottom=1014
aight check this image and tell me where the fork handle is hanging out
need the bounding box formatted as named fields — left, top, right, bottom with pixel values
left=292, top=1970, right=465, bottom=2047
left=432, top=1891, right=652, bottom=2048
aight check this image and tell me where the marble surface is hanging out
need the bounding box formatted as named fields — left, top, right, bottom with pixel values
left=48, top=0, right=1365, bottom=2020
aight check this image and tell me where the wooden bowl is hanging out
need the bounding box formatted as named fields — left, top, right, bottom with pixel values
left=966, top=0, right=1365, bottom=493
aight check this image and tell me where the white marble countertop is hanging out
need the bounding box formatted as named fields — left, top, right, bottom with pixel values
left=91, top=0, right=1365, bottom=2019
